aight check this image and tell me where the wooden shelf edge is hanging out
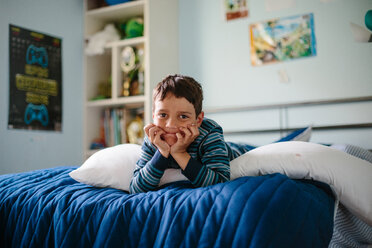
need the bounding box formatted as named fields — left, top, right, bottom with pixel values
left=86, top=95, right=146, bottom=107
left=105, top=36, right=145, bottom=48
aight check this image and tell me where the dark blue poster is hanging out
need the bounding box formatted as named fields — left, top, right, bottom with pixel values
left=8, top=24, right=62, bottom=131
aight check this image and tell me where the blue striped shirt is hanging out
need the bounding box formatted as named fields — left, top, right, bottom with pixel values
left=129, top=118, right=247, bottom=193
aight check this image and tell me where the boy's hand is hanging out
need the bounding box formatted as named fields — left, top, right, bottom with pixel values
left=170, top=123, right=199, bottom=155
left=144, top=123, right=170, bottom=158
left=169, top=123, right=199, bottom=170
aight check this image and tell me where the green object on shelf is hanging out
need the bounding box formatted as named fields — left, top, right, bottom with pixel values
left=91, top=95, right=107, bottom=101
left=125, top=18, right=144, bottom=38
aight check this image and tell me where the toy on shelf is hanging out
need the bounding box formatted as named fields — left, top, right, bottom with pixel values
left=120, top=46, right=136, bottom=72
left=122, top=70, right=144, bottom=97
left=120, top=46, right=144, bottom=97
left=117, top=17, right=144, bottom=40
left=85, top=24, right=120, bottom=56
left=127, top=109, right=144, bottom=145
left=125, top=18, right=144, bottom=38
left=104, top=0, right=132, bottom=6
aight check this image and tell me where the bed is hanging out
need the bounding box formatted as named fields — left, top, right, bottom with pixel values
left=1, top=97, right=372, bottom=247
left=1, top=140, right=371, bottom=247
left=0, top=167, right=334, bottom=248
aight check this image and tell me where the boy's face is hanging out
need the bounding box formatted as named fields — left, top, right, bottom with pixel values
left=153, top=93, right=203, bottom=145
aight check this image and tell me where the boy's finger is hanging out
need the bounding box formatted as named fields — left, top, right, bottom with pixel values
left=144, top=123, right=155, bottom=130
left=188, top=125, right=199, bottom=138
left=148, top=126, right=160, bottom=139
left=153, top=132, right=168, bottom=148
left=180, top=127, right=192, bottom=138
left=175, top=132, right=184, bottom=143
left=144, top=123, right=155, bottom=136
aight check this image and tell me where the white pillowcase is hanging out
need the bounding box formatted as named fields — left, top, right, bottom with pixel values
left=69, top=144, right=187, bottom=192
left=70, top=144, right=141, bottom=191
left=230, top=141, right=372, bottom=226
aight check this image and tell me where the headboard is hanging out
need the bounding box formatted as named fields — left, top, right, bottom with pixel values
left=204, top=96, right=372, bottom=149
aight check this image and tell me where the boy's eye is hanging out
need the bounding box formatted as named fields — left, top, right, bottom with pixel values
left=158, top=113, right=167, bottom=118
left=179, top=115, right=189, bottom=120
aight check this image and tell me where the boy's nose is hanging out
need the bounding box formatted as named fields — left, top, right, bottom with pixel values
left=166, top=118, right=178, bottom=129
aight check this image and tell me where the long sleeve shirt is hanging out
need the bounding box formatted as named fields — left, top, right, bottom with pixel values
left=129, top=118, right=238, bottom=193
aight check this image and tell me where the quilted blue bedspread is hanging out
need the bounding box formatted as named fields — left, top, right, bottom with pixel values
left=0, top=167, right=335, bottom=248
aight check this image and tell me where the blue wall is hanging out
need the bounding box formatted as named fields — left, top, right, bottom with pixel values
left=179, top=0, right=372, bottom=148
left=0, top=0, right=371, bottom=174
left=0, top=0, right=84, bottom=174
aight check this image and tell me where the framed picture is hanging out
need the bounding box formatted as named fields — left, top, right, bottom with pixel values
left=250, top=13, right=317, bottom=66
left=8, top=24, right=62, bottom=131
left=224, top=0, right=249, bottom=21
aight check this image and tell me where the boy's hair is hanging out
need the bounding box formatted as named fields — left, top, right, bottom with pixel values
left=153, top=74, right=203, bottom=116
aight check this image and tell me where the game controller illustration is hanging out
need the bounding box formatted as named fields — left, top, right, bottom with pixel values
left=26, top=44, right=48, bottom=68
left=24, top=103, right=49, bottom=126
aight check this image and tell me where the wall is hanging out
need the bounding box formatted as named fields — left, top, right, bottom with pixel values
left=0, top=0, right=84, bottom=174
left=179, top=0, right=372, bottom=148
left=0, top=0, right=371, bottom=175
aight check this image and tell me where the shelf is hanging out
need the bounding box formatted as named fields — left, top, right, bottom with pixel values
left=83, top=0, right=179, bottom=160
left=105, top=36, right=145, bottom=48
left=86, top=95, right=146, bottom=107
left=86, top=0, right=144, bottom=21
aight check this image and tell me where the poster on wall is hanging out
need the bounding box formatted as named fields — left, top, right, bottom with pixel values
left=249, top=13, right=317, bottom=66
left=224, top=0, right=249, bottom=21
left=8, top=24, right=62, bottom=131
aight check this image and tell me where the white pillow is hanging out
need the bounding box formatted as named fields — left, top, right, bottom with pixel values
left=69, top=144, right=141, bottom=191
left=69, top=144, right=187, bottom=192
left=230, top=141, right=372, bottom=226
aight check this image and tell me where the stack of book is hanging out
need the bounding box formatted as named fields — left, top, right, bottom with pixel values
left=98, top=107, right=144, bottom=148
left=102, top=108, right=128, bottom=147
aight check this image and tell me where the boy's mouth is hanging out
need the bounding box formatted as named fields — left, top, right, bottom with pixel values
left=161, top=133, right=177, bottom=138
left=161, top=132, right=177, bottom=140
left=160, top=133, right=178, bottom=145
left=161, top=128, right=178, bottom=136
left=159, top=127, right=188, bottom=143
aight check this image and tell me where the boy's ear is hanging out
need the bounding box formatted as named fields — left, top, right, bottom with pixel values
left=196, top=111, right=204, bottom=127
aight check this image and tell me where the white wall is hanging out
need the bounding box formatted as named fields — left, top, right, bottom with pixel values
left=0, top=0, right=84, bottom=174
left=179, top=0, right=372, bottom=148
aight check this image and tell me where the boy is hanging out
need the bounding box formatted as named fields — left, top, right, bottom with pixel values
left=129, top=74, right=250, bottom=193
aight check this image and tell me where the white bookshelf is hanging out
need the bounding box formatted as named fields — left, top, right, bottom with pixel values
left=83, top=0, right=178, bottom=159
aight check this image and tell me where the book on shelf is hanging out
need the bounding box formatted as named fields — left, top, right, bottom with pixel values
left=96, top=107, right=144, bottom=148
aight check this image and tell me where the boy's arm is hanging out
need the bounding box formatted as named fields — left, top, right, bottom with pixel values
left=129, top=137, right=169, bottom=193
left=180, top=127, right=230, bottom=187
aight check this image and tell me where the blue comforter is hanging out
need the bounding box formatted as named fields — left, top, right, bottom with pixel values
left=0, top=167, right=334, bottom=248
